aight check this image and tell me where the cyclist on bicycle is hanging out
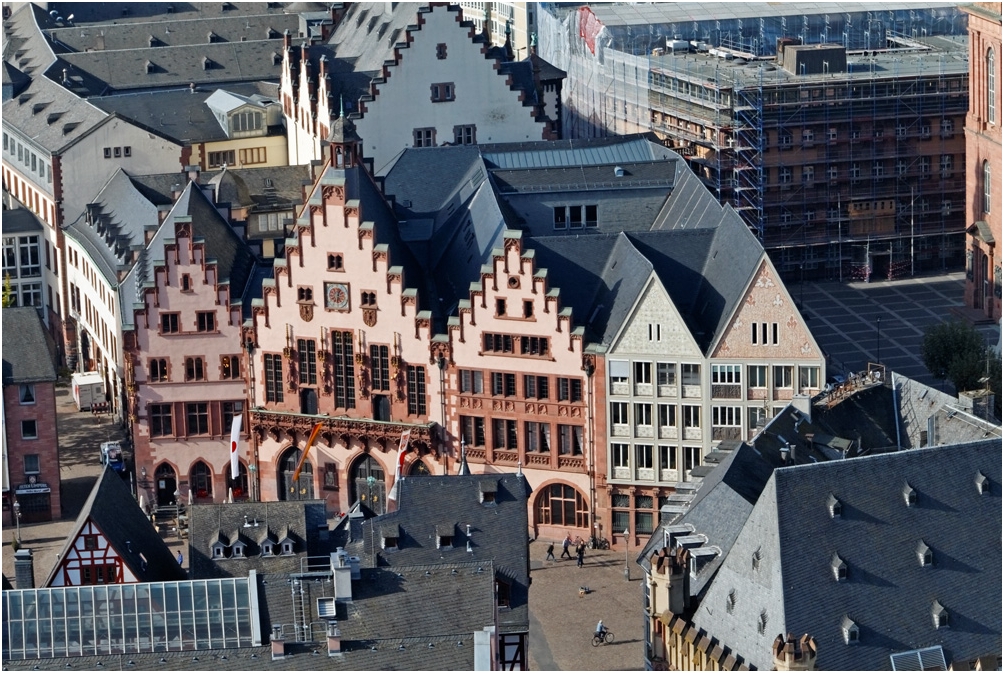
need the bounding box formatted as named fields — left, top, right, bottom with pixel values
left=595, top=619, right=606, bottom=640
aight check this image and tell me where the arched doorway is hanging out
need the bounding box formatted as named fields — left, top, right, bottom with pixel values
left=226, top=462, right=250, bottom=501
left=190, top=461, right=213, bottom=501
left=155, top=463, right=177, bottom=507
left=536, top=483, right=588, bottom=528
left=351, top=455, right=386, bottom=515
left=408, top=458, right=432, bottom=476
left=278, top=447, right=314, bottom=501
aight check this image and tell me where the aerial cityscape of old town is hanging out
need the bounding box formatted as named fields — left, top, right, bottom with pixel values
left=0, top=1, right=1000, bottom=670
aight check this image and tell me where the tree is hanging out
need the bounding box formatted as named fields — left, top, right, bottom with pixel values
left=1, top=273, right=13, bottom=308
left=921, top=320, right=990, bottom=393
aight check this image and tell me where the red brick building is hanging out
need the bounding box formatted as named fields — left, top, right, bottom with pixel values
left=965, top=2, right=1003, bottom=320
left=2, top=307, right=61, bottom=524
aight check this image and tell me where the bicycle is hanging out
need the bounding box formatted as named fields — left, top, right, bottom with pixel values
left=591, top=630, right=615, bottom=646
left=590, top=536, right=610, bottom=550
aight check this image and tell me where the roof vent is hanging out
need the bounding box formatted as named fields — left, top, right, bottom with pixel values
left=827, top=493, right=841, bottom=518
left=830, top=553, right=847, bottom=581
left=975, top=471, right=989, bottom=495
left=841, top=616, right=859, bottom=644
left=757, top=609, right=769, bottom=635
left=903, top=483, right=917, bottom=507
left=931, top=601, right=948, bottom=629
left=917, top=541, right=933, bottom=567
left=725, top=588, right=736, bottom=614
left=751, top=546, right=762, bottom=571
left=613, top=165, right=625, bottom=177
left=202, top=57, right=213, bottom=70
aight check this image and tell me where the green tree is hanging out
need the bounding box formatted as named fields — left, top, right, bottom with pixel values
left=1, top=273, right=13, bottom=308
left=921, top=320, right=990, bottom=393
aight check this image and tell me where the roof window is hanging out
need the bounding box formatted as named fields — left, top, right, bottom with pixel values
left=931, top=601, right=948, bottom=629
left=831, top=553, right=847, bottom=581
left=841, top=616, right=859, bottom=644
left=827, top=493, right=842, bottom=518
left=917, top=541, right=933, bottom=567
left=975, top=471, right=989, bottom=495
left=903, top=483, right=917, bottom=507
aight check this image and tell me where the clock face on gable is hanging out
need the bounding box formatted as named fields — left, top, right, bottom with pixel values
left=325, top=282, right=350, bottom=311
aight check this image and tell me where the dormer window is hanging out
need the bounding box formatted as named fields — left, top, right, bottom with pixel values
left=757, top=609, right=768, bottom=635
left=751, top=547, right=762, bottom=572
left=831, top=553, right=847, bottom=581
left=382, top=536, right=398, bottom=549
left=917, top=541, right=933, bottom=567
left=841, top=616, right=859, bottom=644
left=381, top=524, right=399, bottom=550
left=436, top=524, right=454, bottom=549
left=232, top=543, right=245, bottom=558
left=261, top=542, right=274, bottom=556
left=726, top=589, right=737, bottom=614
left=903, top=483, right=917, bottom=507
left=212, top=544, right=226, bottom=559
left=281, top=542, right=294, bottom=555
left=932, top=601, right=948, bottom=629
left=479, top=479, right=497, bottom=504
left=976, top=472, right=989, bottom=495
left=827, top=493, right=842, bottom=518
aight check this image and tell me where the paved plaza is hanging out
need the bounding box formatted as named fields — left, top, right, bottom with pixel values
left=798, top=271, right=999, bottom=388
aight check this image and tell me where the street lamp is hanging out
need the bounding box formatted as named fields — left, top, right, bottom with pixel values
left=876, top=318, right=881, bottom=365
left=623, top=528, right=630, bottom=581
left=12, top=500, right=22, bottom=544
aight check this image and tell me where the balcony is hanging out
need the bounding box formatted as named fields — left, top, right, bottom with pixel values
left=635, top=424, right=654, bottom=439
left=712, top=426, right=742, bottom=441
left=681, top=385, right=702, bottom=399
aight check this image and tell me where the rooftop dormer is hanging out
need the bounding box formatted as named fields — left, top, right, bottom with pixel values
left=903, top=483, right=917, bottom=507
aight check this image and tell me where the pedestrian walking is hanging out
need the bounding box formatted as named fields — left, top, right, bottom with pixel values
left=576, top=542, right=585, bottom=568
left=176, top=551, right=184, bottom=566
left=545, top=542, right=556, bottom=562
left=561, top=533, right=573, bottom=559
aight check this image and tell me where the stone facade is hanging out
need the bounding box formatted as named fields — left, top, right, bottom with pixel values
left=964, top=2, right=1003, bottom=320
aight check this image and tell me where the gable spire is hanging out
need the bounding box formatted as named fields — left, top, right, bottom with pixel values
left=457, top=438, right=470, bottom=476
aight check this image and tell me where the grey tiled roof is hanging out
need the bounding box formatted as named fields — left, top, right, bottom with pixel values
left=204, top=164, right=309, bottom=210
left=62, top=168, right=160, bottom=286
left=49, top=13, right=298, bottom=52
left=1, top=74, right=108, bottom=153
left=637, top=444, right=773, bottom=596
left=1, top=307, right=57, bottom=385
left=1, top=206, right=45, bottom=234
left=345, top=473, right=531, bottom=635
left=187, top=500, right=329, bottom=579
left=689, top=439, right=1002, bottom=671
left=59, top=40, right=284, bottom=93
left=120, top=181, right=256, bottom=329
left=2, top=4, right=58, bottom=79
left=89, top=82, right=281, bottom=144
left=325, top=3, right=424, bottom=74
left=43, top=466, right=187, bottom=586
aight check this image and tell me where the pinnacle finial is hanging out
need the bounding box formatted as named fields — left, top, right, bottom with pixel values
left=339, top=94, right=344, bottom=119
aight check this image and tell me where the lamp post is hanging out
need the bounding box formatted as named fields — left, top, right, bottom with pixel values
left=876, top=318, right=881, bottom=365
left=623, top=528, right=630, bottom=581
left=12, top=500, right=21, bottom=544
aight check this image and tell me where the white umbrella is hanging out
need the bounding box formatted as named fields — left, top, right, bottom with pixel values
left=139, top=493, right=146, bottom=512
left=227, top=487, right=234, bottom=504
left=187, top=488, right=193, bottom=506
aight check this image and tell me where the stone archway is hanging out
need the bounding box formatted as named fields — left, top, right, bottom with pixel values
left=278, top=446, right=314, bottom=501
left=350, top=454, right=386, bottom=515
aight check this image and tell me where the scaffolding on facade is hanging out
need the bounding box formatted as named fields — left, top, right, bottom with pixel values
left=538, top=4, right=969, bottom=280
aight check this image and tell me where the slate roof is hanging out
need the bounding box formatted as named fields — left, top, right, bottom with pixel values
left=637, top=444, right=774, bottom=596
left=344, top=473, right=531, bottom=635
left=43, top=466, right=187, bottom=586
left=48, top=13, right=298, bottom=52
left=59, top=40, right=284, bottom=93
left=204, top=164, right=309, bottom=211
left=893, top=373, right=1002, bottom=447
left=1, top=307, right=57, bottom=385
left=62, top=168, right=160, bottom=286
left=1, top=206, right=45, bottom=234
left=689, top=439, right=1002, bottom=671
left=0, top=74, right=108, bottom=153
left=2, top=61, right=31, bottom=99
left=89, top=82, right=280, bottom=144
left=2, top=4, right=58, bottom=79
left=325, top=3, right=425, bottom=74
left=119, top=181, right=256, bottom=330
left=187, top=500, right=329, bottom=579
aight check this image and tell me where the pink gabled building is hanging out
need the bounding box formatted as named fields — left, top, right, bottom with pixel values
left=124, top=182, right=259, bottom=508
left=964, top=2, right=1002, bottom=321
left=246, top=115, right=441, bottom=515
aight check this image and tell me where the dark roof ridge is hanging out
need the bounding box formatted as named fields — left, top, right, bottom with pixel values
left=774, top=437, right=1000, bottom=476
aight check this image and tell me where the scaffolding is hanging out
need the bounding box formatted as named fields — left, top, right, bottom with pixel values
left=537, top=3, right=969, bottom=279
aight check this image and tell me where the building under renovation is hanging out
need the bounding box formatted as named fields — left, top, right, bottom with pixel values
left=538, top=3, right=969, bottom=280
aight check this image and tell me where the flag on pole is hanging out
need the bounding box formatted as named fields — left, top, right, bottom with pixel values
left=291, top=422, right=323, bottom=484
left=229, top=414, right=243, bottom=479
left=387, top=429, right=411, bottom=502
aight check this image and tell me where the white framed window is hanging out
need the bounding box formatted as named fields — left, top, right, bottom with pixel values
left=611, top=443, right=629, bottom=468
left=798, top=366, right=820, bottom=390
left=989, top=48, right=996, bottom=125
left=634, top=403, right=652, bottom=427
left=683, top=405, right=700, bottom=429
left=21, top=420, right=38, bottom=440
left=748, top=406, right=768, bottom=430
left=802, top=165, right=814, bottom=184
left=984, top=160, right=992, bottom=214
left=773, top=365, right=793, bottom=388
left=19, top=384, right=35, bottom=405
left=711, top=364, right=741, bottom=384
left=827, top=165, right=838, bottom=180
left=634, top=361, right=651, bottom=385
left=748, top=365, right=767, bottom=387
left=850, top=163, right=861, bottom=179
left=712, top=406, right=741, bottom=426
left=23, top=454, right=40, bottom=473
left=779, top=167, right=792, bottom=184
left=610, top=402, right=629, bottom=426
left=648, top=323, right=661, bottom=341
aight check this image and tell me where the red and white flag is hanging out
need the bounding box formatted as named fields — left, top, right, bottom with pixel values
left=387, top=429, right=411, bottom=502
left=229, top=414, right=243, bottom=479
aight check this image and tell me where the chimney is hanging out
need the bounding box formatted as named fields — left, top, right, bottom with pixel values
left=271, top=625, right=285, bottom=660
left=326, top=621, right=342, bottom=656
left=185, top=165, right=201, bottom=185
left=14, top=549, right=35, bottom=589
left=667, top=546, right=690, bottom=614
left=283, top=29, right=291, bottom=49
left=791, top=394, right=812, bottom=422
left=772, top=633, right=818, bottom=671
left=331, top=547, right=353, bottom=601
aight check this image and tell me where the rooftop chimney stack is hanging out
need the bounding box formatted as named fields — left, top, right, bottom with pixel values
left=326, top=621, right=342, bottom=656
left=14, top=549, right=34, bottom=589
left=271, top=625, right=285, bottom=660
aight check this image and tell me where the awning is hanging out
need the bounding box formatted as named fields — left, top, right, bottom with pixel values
left=967, top=220, right=995, bottom=245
